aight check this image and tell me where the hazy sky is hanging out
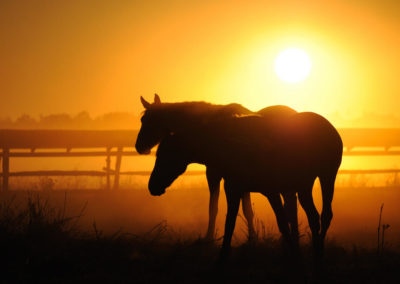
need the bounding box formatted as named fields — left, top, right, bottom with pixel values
left=1, top=0, right=400, bottom=123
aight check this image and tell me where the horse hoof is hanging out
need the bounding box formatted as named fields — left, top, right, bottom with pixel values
left=201, top=235, right=216, bottom=244
left=247, top=234, right=258, bottom=244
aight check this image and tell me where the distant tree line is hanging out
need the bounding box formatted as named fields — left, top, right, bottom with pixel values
left=0, top=111, right=399, bottom=130
left=329, top=111, right=400, bottom=128
left=0, top=112, right=141, bottom=130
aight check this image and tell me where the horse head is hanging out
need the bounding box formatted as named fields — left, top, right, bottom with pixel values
left=136, top=94, right=169, bottom=154
left=148, top=134, right=189, bottom=196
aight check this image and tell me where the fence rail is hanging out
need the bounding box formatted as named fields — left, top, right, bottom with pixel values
left=1, top=129, right=400, bottom=191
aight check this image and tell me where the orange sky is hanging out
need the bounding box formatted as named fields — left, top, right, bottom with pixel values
left=1, top=0, right=400, bottom=125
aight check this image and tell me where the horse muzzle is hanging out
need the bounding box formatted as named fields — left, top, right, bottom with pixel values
left=148, top=180, right=166, bottom=196
left=135, top=144, right=151, bottom=155
left=149, top=187, right=166, bottom=196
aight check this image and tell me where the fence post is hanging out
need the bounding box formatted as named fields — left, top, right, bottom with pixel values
left=106, top=147, right=111, bottom=190
left=113, top=147, right=123, bottom=190
left=2, top=148, right=9, bottom=191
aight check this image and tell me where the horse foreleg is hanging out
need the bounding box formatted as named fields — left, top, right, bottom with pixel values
left=282, top=192, right=299, bottom=248
left=205, top=167, right=222, bottom=240
left=241, top=192, right=256, bottom=242
left=219, top=185, right=241, bottom=264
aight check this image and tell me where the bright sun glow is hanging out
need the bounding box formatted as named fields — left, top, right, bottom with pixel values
left=274, top=48, right=312, bottom=83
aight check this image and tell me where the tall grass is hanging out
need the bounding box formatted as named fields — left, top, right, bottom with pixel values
left=0, top=194, right=399, bottom=283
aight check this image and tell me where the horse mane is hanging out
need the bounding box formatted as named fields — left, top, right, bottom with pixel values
left=147, top=101, right=254, bottom=127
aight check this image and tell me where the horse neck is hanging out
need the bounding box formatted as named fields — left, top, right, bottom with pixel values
left=160, top=102, right=216, bottom=133
left=178, top=120, right=235, bottom=168
left=159, top=102, right=252, bottom=133
left=183, top=115, right=272, bottom=161
left=166, top=112, right=200, bottom=133
left=176, top=130, right=215, bottom=167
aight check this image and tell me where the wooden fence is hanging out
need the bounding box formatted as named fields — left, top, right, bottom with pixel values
left=1, top=128, right=400, bottom=190
left=0, top=130, right=139, bottom=190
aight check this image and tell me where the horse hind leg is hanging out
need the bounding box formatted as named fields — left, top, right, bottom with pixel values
left=241, top=192, right=256, bottom=242
left=319, top=170, right=337, bottom=244
left=264, top=193, right=292, bottom=249
left=297, top=182, right=321, bottom=260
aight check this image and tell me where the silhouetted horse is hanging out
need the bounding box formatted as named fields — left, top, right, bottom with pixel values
left=136, top=95, right=298, bottom=241
left=148, top=110, right=342, bottom=268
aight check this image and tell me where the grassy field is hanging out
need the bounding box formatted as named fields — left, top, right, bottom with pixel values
left=1, top=182, right=400, bottom=283
left=1, top=195, right=400, bottom=284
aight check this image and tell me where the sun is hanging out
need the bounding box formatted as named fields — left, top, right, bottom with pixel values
left=274, top=48, right=312, bottom=83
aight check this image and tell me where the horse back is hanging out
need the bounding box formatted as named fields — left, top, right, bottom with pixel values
left=286, top=112, right=343, bottom=170
left=257, top=105, right=297, bottom=118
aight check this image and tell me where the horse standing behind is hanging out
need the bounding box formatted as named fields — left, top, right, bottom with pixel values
left=135, top=95, right=299, bottom=241
left=147, top=109, right=343, bottom=270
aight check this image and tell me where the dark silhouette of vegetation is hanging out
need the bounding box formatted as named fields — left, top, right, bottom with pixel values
left=377, top=204, right=391, bottom=256
left=0, top=195, right=399, bottom=283
left=0, top=111, right=141, bottom=130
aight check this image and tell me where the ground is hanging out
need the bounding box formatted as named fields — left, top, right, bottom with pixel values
left=1, top=194, right=400, bottom=284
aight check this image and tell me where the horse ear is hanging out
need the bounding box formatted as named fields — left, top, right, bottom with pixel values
left=154, top=93, right=161, bottom=104
left=140, top=96, right=151, bottom=109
